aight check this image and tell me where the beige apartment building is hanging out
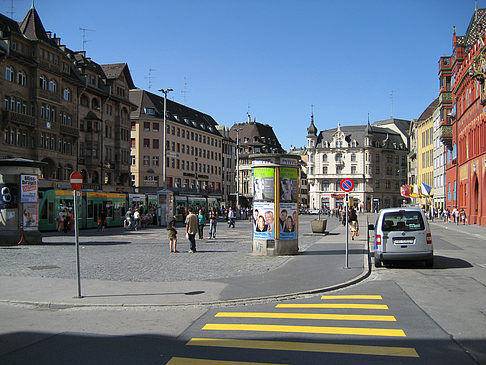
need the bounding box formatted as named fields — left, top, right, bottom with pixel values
left=129, top=89, right=223, bottom=196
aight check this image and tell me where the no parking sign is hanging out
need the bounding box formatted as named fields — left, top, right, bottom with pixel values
left=340, top=178, right=354, bottom=192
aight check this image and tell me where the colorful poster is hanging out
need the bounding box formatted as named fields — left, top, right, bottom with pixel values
left=279, top=167, right=298, bottom=203
left=252, top=202, right=275, bottom=239
left=279, top=203, right=298, bottom=240
left=22, top=202, right=38, bottom=231
left=20, top=175, right=38, bottom=203
left=252, top=167, right=275, bottom=201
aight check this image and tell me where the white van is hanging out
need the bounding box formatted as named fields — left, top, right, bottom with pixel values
left=368, top=207, right=433, bottom=268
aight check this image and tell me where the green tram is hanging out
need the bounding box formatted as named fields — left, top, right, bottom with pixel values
left=173, top=195, right=221, bottom=222
left=38, top=190, right=127, bottom=231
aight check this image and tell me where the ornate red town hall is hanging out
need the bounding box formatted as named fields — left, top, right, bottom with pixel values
left=440, top=8, right=486, bottom=225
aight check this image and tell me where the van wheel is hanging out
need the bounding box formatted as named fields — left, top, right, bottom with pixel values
left=374, top=257, right=382, bottom=268
left=425, top=258, right=434, bottom=268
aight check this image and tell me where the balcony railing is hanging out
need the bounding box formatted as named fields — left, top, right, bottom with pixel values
left=60, top=125, right=79, bottom=137
left=2, top=111, right=36, bottom=128
left=439, top=92, right=452, bottom=105
left=440, top=125, right=453, bottom=149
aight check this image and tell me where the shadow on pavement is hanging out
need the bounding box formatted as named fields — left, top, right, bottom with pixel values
left=81, top=290, right=206, bottom=299
left=300, top=249, right=366, bottom=256
left=375, top=255, right=473, bottom=269
left=0, top=332, right=482, bottom=365
left=43, top=241, right=132, bottom=246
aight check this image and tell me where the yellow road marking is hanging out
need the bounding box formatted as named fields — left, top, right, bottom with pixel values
left=187, top=338, right=419, bottom=358
left=276, top=303, right=389, bottom=310
left=215, top=312, right=396, bottom=321
left=166, top=357, right=286, bottom=365
left=202, top=323, right=406, bottom=337
left=321, top=295, right=383, bottom=300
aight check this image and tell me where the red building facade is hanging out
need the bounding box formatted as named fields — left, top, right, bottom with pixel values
left=441, top=9, right=486, bottom=225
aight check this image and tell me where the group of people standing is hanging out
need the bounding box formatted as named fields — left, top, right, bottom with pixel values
left=167, top=206, right=221, bottom=253
left=439, top=207, right=467, bottom=224
left=56, top=208, right=73, bottom=233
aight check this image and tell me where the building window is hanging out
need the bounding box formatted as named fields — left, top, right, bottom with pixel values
left=322, top=181, right=329, bottom=191
left=351, top=153, right=356, bottom=162
left=131, top=156, right=136, bottom=165
left=63, top=88, right=71, bottom=101
left=322, top=166, right=328, bottom=174
left=5, top=66, right=14, bottom=82
left=39, top=75, right=47, bottom=89
left=322, top=154, right=328, bottom=162
left=335, top=153, right=343, bottom=162
left=153, top=139, right=159, bottom=149
left=144, top=122, right=150, bottom=131
left=153, top=123, right=159, bottom=132
left=143, top=139, right=150, bottom=148
left=336, top=165, right=343, bottom=174
left=351, top=165, right=357, bottom=174
left=49, top=79, right=57, bottom=93
left=143, top=156, right=150, bottom=166
left=17, top=71, right=26, bottom=86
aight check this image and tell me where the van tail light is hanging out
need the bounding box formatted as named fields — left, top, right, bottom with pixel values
left=426, top=233, right=432, bottom=245
left=376, top=234, right=382, bottom=245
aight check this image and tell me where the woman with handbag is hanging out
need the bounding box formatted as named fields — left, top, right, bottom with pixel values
left=167, top=215, right=178, bottom=253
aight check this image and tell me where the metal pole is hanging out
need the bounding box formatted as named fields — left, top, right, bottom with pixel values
left=345, top=192, right=349, bottom=268
left=74, top=190, right=82, bottom=298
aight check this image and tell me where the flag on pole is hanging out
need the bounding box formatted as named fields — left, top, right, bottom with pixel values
left=410, top=184, right=420, bottom=198
left=420, top=183, right=432, bottom=197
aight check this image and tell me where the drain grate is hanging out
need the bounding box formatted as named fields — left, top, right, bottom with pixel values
left=28, top=265, right=61, bottom=270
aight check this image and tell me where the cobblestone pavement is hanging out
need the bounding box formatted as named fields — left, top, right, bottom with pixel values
left=0, top=215, right=341, bottom=283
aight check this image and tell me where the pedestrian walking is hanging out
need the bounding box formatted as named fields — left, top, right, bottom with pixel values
left=454, top=208, right=460, bottom=225
left=460, top=208, right=467, bottom=224
left=133, top=209, right=141, bottom=231
left=228, top=207, right=235, bottom=228
left=208, top=206, right=218, bottom=239
left=167, top=215, right=178, bottom=253
left=185, top=207, right=199, bottom=253
left=348, top=207, right=359, bottom=240
left=57, top=209, right=65, bottom=232
left=198, top=209, right=205, bottom=239
left=98, top=210, right=106, bottom=232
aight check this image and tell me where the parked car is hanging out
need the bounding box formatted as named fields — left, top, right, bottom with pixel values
left=368, top=207, right=433, bottom=268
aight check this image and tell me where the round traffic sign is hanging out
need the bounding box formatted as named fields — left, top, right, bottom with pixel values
left=340, top=178, right=354, bottom=192
left=70, top=171, right=83, bottom=191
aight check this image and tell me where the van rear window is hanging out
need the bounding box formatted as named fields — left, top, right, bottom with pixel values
left=381, top=211, right=425, bottom=231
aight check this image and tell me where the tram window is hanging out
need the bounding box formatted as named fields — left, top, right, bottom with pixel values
left=106, top=201, right=114, bottom=218
left=48, top=202, right=54, bottom=224
left=40, top=199, right=48, bottom=219
left=87, top=200, right=93, bottom=218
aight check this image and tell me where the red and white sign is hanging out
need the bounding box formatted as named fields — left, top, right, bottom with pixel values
left=340, top=178, right=355, bottom=192
left=70, top=171, right=83, bottom=191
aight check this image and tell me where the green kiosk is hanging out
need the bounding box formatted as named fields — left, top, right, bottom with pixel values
left=250, top=153, right=300, bottom=256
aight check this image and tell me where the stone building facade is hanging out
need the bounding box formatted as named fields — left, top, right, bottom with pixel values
left=306, top=117, right=410, bottom=212
left=0, top=6, right=134, bottom=191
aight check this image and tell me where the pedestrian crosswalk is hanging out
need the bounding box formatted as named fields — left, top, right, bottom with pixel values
left=166, top=294, right=419, bottom=364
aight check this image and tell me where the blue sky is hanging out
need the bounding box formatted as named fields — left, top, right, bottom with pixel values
left=3, top=0, right=477, bottom=149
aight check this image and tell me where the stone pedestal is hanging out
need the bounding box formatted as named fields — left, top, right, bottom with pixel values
left=311, top=219, right=327, bottom=233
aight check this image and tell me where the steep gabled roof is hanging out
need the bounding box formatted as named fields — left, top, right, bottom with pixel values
left=18, top=5, right=56, bottom=46
left=463, top=8, right=486, bottom=47
left=101, top=63, right=136, bottom=89
left=417, top=98, right=439, bottom=121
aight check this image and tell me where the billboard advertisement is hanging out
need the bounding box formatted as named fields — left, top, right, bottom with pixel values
left=279, top=202, right=298, bottom=240
left=252, top=167, right=275, bottom=201
left=279, top=167, right=298, bottom=203
left=253, top=202, right=275, bottom=239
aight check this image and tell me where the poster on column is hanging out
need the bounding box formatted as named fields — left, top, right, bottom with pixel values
left=20, top=175, right=38, bottom=203
left=279, top=203, right=298, bottom=240
left=279, top=167, right=298, bottom=202
left=22, top=202, right=38, bottom=231
left=252, top=167, right=275, bottom=201
left=252, top=202, right=275, bottom=239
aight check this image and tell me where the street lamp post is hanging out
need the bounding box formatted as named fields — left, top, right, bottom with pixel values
left=158, top=88, right=173, bottom=190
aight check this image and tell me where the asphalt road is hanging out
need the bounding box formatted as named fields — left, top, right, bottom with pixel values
left=0, top=214, right=485, bottom=364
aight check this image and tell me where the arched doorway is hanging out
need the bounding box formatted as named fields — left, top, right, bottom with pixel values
left=472, top=173, right=479, bottom=224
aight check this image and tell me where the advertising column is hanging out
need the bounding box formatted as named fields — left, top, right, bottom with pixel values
left=278, top=167, right=298, bottom=240
left=252, top=167, right=275, bottom=240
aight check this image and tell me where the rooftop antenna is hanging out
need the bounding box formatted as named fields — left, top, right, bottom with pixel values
left=79, top=27, right=95, bottom=52
left=145, top=68, right=156, bottom=90
left=390, top=90, right=394, bottom=119
left=181, top=76, right=189, bottom=104
left=3, top=0, right=18, bottom=18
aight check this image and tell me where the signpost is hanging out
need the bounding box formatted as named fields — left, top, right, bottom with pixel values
left=340, top=179, right=354, bottom=268
left=70, top=171, right=83, bottom=298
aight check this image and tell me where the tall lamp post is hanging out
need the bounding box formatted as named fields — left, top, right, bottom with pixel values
left=158, top=88, right=173, bottom=190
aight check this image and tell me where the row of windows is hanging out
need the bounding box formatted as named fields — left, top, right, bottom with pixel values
left=138, top=122, right=222, bottom=148
left=137, top=155, right=221, bottom=176
left=137, top=138, right=222, bottom=161
left=39, top=132, right=73, bottom=154
left=4, top=127, right=31, bottom=147
left=4, top=96, right=33, bottom=115
left=5, top=66, right=26, bottom=85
